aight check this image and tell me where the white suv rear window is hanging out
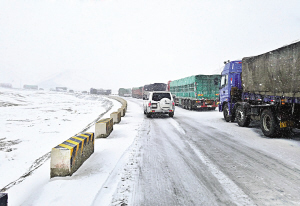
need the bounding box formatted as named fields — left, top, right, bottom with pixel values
left=152, top=93, right=171, bottom=101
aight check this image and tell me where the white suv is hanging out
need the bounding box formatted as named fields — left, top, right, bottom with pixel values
left=143, top=91, right=175, bottom=118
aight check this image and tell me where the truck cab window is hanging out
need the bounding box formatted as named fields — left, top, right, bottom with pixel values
left=220, top=75, right=228, bottom=88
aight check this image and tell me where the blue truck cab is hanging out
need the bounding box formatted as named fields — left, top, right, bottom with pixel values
left=219, top=61, right=242, bottom=121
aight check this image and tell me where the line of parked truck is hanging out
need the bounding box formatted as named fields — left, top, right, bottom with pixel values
left=119, top=76, right=220, bottom=111
left=118, top=40, right=300, bottom=137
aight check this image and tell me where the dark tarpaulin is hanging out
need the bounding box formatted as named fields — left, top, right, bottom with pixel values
left=242, top=41, right=300, bottom=97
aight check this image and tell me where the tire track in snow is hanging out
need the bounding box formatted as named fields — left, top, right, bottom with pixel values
left=167, top=118, right=255, bottom=205
left=91, top=98, right=144, bottom=206
left=176, top=115, right=300, bottom=205
left=131, top=117, right=224, bottom=205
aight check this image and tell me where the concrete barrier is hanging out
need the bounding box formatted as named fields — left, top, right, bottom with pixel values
left=50, top=132, right=94, bottom=178
left=0, top=193, right=7, bottom=206
left=109, top=96, right=127, bottom=112
left=95, top=118, right=113, bottom=138
left=110, top=112, right=121, bottom=124
left=118, top=107, right=126, bottom=117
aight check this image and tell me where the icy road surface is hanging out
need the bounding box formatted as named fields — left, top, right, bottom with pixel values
left=94, top=98, right=300, bottom=206
left=2, top=91, right=300, bottom=206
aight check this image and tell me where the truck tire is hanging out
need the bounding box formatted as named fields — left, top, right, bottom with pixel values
left=223, top=104, right=235, bottom=122
left=236, top=105, right=250, bottom=127
left=169, top=112, right=174, bottom=117
left=146, top=113, right=152, bottom=118
left=188, top=100, right=192, bottom=110
left=260, top=109, right=278, bottom=137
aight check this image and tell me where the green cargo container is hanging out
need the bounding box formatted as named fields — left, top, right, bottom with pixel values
left=118, top=88, right=132, bottom=97
left=170, top=74, right=221, bottom=110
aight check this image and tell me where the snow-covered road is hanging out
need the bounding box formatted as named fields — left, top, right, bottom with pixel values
left=2, top=91, right=300, bottom=205
left=101, top=97, right=300, bottom=206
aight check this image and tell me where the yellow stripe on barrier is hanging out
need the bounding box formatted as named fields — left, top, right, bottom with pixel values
left=72, top=137, right=85, bottom=154
left=67, top=139, right=79, bottom=146
left=59, top=143, right=73, bottom=158
left=86, top=132, right=94, bottom=144
left=86, top=132, right=93, bottom=136
left=72, top=136, right=84, bottom=141
left=79, top=134, right=90, bottom=143
left=66, top=140, right=80, bottom=158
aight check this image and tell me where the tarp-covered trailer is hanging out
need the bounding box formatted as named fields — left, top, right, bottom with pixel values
left=219, top=41, right=300, bottom=137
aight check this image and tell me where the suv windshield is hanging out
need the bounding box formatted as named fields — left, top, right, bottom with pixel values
left=152, top=93, right=171, bottom=101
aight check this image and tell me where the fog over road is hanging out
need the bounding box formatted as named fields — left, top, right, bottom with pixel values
left=104, top=97, right=300, bottom=206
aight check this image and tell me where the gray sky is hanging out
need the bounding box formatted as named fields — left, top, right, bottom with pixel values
left=1, top=0, right=300, bottom=92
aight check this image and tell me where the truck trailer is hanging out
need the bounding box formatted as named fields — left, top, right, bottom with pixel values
left=132, top=87, right=143, bottom=99
left=142, top=83, right=167, bottom=99
left=118, top=88, right=132, bottom=97
left=169, top=75, right=221, bottom=110
left=219, top=41, right=300, bottom=137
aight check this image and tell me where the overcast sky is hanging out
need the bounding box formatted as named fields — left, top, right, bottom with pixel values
left=1, top=0, right=300, bottom=92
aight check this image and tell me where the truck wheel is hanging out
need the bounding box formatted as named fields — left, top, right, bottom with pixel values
left=146, top=113, right=152, bottom=118
left=188, top=100, right=192, bottom=110
left=223, top=104, right=234, bottom=122
left=236, top=106, right=250, bottom=127
left=183, top=100, right=187, bottom=109
left=260, top=109, right=278, bottom=137
left=169, top=112, right=174, bottom=117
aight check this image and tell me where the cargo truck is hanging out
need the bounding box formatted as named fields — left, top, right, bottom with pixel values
left=132, top=87, right=143, bottom=99
left=90, top=88, right=111, bottom=95
left=118, top=88, right=132, bottom=97
left=219, top=41, right=300, bottom=137
left=142, top=83, right=167, bottom=99
left=169, top=75, right=221, bottom=110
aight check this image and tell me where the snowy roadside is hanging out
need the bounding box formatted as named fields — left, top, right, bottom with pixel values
left=3, top=94, right=143, bottom=206
left=0, top=88, right=121, bottom=205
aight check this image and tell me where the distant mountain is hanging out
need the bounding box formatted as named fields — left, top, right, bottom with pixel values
left=38, top=70, right=89, bottom=91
